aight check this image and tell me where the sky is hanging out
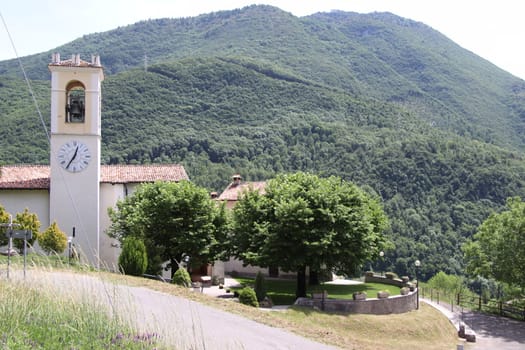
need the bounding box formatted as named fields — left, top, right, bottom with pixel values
left=1, top=0, right=524, bottom=80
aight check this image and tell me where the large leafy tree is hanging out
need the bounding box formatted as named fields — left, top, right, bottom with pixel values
left=463, top=197, right=525, bottom=288
left=107, top=181, right=229, bottom=277
left=231, top=172, right=389, bottom=298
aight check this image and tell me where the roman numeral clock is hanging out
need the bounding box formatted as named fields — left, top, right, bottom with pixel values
left=57, top=140, right=91, bottom=173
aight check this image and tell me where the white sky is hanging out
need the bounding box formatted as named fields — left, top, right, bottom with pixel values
left=1, top=0, right=524, bottom=79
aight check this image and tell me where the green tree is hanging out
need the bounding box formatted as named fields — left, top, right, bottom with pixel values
left=107, top=180, right=229, bottom=277
left=463, top=197, right=525, bottom=288
left=232, top=172, right=389, bottom=298
left=118, top=236, right=148, bottom=276
left=13, top=208, right=41, bottom=251
left=39, top=221, right=67, bottom=255
left=254, top=271, right=267, bottom=302
left=427, top=271, right=465, bottom=294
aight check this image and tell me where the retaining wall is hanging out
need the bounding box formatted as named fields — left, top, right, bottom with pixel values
left=294, top=289, right=418, bottom=315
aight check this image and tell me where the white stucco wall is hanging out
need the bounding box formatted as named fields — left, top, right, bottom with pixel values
left=0, top=190, right=50, bottom=230
left=223, top=257, right=296, bottom=278
left=99, top=182, right=127, bottom=270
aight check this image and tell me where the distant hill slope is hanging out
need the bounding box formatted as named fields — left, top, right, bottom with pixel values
left=1, top=5, right=524, bottom=150
left=0, top=5, right=524, bottom=279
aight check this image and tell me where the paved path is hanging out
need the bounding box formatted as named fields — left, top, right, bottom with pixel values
left=423, top=298, right=525, bottom=350
left=8, top=271, right=339, bottom=350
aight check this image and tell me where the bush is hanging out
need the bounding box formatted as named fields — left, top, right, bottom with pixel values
left=172, top=268, right=191, bottom=287
left=254, top=271, right=267, bottom=302
left=238, top=287, right=259, bottom=307
left=118, top=237, right=148, bottom=276
left=38, top=222, right=67, bottom=254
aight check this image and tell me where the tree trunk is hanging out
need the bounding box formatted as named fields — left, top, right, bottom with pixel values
left=309, top=269, right=320, bottom=285
left=296, top=265, right=307, bottom=298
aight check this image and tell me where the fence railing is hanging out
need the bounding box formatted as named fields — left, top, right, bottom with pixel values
left=421, top=287, right=525, bottom=321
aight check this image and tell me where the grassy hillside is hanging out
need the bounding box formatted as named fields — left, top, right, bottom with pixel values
left=1, top=6, right=523, bottom=150
left=0, top=5, right=524, bottom=279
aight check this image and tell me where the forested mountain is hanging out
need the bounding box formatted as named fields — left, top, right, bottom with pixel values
left=0, top=5, right=524, bottom=279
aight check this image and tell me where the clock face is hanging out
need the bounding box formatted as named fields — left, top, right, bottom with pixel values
left=57, top=140, right=91, bottom=173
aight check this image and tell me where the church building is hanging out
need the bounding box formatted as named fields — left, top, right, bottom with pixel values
left=0, top=54, right=188, bottom=268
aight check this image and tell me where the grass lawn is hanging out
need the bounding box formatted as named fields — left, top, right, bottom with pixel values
left=233, top=277, right=401, bottom=305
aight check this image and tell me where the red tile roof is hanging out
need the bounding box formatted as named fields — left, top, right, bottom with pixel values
left=217, top=181, right=266, bottom=201
left=100, top=164, right=188, bottom=183
left=0, top=165, right=50, bottom=189
left=0, top=164, right=188, bottom=189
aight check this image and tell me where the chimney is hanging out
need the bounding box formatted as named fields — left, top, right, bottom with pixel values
left=51, top=52, right=60, bottom=63
left=232, top=174, right=242, bottom=186
left=91, top=54, right=101, bottom=66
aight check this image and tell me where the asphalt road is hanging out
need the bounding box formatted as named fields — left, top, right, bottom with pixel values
left=9, top=270, right=339, bottom=350
left=423, top=298, right=525, bottom=350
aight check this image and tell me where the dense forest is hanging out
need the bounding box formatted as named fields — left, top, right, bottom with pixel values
left=0, top=5, right=524, bottom=280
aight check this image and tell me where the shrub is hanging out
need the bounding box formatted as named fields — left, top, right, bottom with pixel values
left=238, top=287, right=259, bottom=307
left=38, top=222, right=67, bottom=254
left=118, top=237, right=148, bottom=276
left=254, top=271, right=267, bottom=302
left=171, top=268, right=191, bottom=287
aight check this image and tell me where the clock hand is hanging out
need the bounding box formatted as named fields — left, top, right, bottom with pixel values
left=66, top=146, right=79, bottom=169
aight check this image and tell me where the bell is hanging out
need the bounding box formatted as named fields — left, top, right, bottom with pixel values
left=68, top=97, right=84, bottom=122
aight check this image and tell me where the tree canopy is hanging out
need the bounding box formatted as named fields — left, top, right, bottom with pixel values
left=231, top=172, right=389, bottom=297
left=107, top=181, right=229, bottom=276
left=463, top=197, right=525, bottom=288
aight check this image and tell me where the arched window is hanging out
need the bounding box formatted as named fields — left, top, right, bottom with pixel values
left=65, top=81, right=86, bottom=123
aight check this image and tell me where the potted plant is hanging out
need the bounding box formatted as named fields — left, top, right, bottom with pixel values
left=353, top=291, right=367, bottom=300
left=377, top=291, right=390, bottom=299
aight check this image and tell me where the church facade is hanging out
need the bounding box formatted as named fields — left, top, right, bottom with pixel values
left=0, top=54, right=188, bottom=269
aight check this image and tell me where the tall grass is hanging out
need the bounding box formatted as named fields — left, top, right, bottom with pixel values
left=0, top=271, right=163, bottom=349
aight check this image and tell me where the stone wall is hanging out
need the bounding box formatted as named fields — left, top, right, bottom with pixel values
left=364, top=274, right=409, bottom=288
left=294, top=289, right=418, bottom=315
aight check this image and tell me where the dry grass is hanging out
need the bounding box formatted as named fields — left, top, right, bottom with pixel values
left=1, top=261, right=465, bottom=349
left=107, top=272, right=465, bottom=350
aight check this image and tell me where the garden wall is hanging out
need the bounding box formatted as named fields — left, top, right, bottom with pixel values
left=294, top=290, right=418, bottom=315
left=364, top=274, right=408, bottom=287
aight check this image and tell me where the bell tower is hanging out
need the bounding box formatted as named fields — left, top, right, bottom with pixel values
left=48, top=53, right=104, bottom=267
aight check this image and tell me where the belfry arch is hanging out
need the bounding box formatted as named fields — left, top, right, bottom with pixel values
left=65, top=80, right=85, bottom=123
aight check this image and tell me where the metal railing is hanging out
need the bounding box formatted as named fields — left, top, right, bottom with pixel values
left=421, top=287, right=525, bottom=321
